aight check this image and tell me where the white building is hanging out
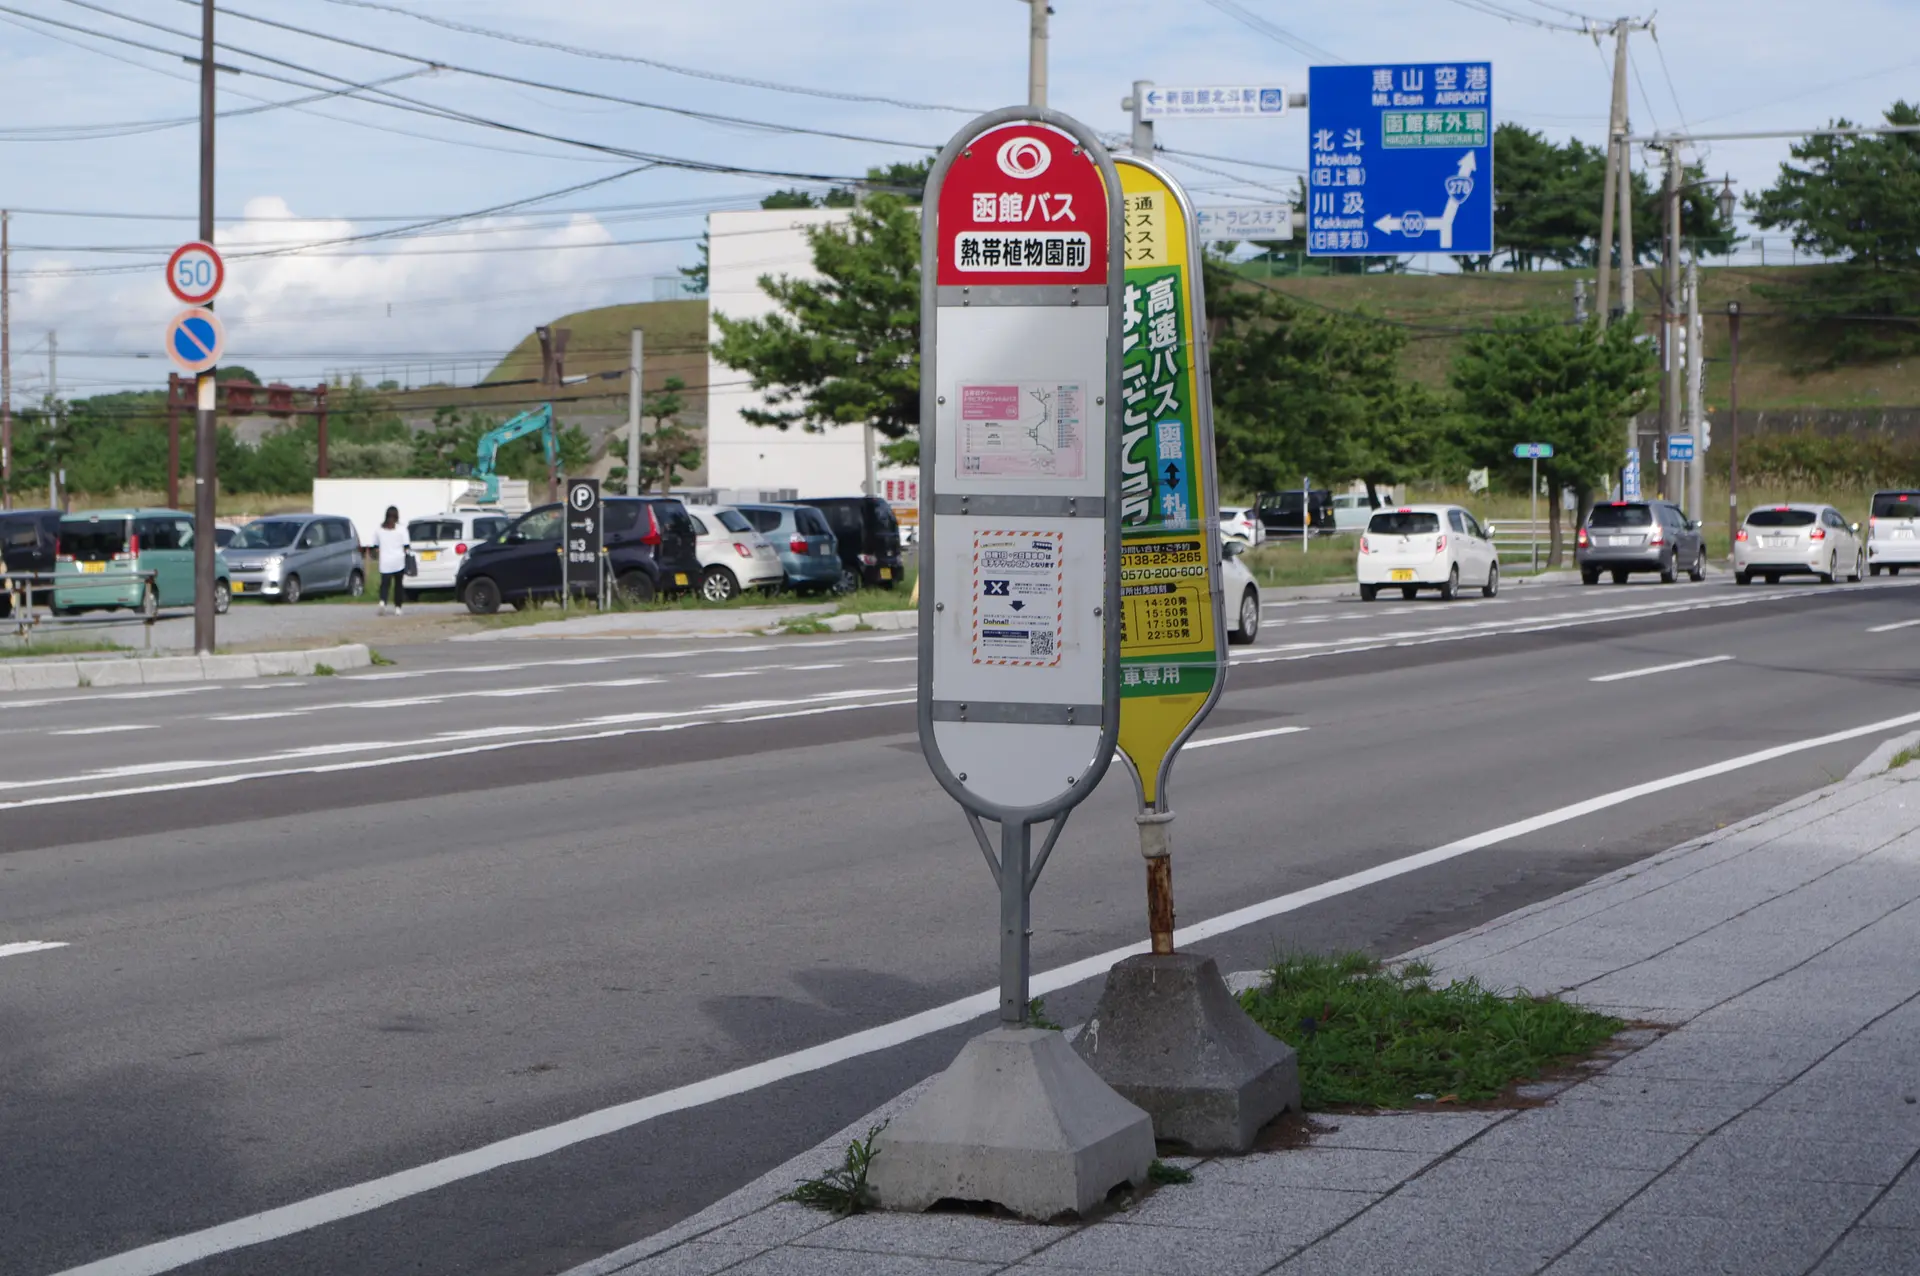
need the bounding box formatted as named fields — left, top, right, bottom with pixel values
left=705, top=207, right=916, bottom=501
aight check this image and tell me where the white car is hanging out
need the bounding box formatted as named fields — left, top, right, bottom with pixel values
left=1331, top=493, right=1379, bottom=533
left=1221, top=538, right=1261, bottom=644
left=1734, top=503, right=1864, bottom=585
left=688, top=503, right=784, bottom=601
left=1867, top=489, right=1920, bottom=576
left=1356, top=504, right=1500, bottom=601
left=1219, top=506, right=1264, bottom=546
left=406, top=509, right=514, bottom=593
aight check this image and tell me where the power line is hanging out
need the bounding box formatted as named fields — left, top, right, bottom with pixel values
left=1155, top=146, right=1304, bottom=175
left=1197, top=0, right=1345, bottom=63
left=1439, top=0, right=1591, bottom=33
left=1628, top=48, right=1663, bottom=135
left=0, top=65, right=433, bottom=140
left=314, top=0, right=982, bottom=114
left=1649, top=27, right=1692, bottom=134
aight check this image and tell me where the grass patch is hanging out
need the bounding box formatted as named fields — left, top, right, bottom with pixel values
left=1239, top=952, right=1622, bottom=1109
left=1241, top=538, right=1361, bottom=589
left=1891, top=746, right=1919, bottom=771
left=1148, top=1159, right=1195, bottom=1186
left=369, top=649, right=396, bottom=667
left=776, top=614, right=833, bottom=636
left=785, top=1123, right=886, bottom=1216
left=311, top=662, right=336, bottom=676
left=1026, top=998, right=1061, bottom=1031
left=0, top=638, right=127, bottom=659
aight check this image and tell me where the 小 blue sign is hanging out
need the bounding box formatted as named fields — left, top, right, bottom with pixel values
left=1307, top=61, right=1493, bottom=257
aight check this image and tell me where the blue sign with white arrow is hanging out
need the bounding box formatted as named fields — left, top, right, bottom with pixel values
left=1306, top=61, right=1493, bottom=257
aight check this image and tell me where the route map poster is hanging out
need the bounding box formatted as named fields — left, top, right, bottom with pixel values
left=955, top=381, right=1087, bottom=479
left=1307, top=61, right=1493, bottom=257
left=1113, top=159, right=1224, bottom=808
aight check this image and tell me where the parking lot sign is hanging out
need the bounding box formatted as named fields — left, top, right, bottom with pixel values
left=565, top=478, right=601, bottom=601
left=1307, top=62, right=1493, bottom=257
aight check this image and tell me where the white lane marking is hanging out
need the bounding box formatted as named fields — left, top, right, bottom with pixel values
left=49, top=724, right=158, bottom=736
left=1185, top=726, right=1309, bottom=749
left=209, top=712, right=307, bottom=722
left=698, top=671, right=760, bottom=679
left=350, top=633, right=910, bottom=681
left=871, top=656, right=917, bottom=664
left=0, top=940, right=68, bottom=958
left=0, top=689, right=916, bottom=807
left=786, top=663, right=843, bottom=671
left=56, top=704, right=1920, bottom=1276
left=1868, top=618, right=1920, bottom=633
left=1590, top=654, right=1735, bottom=683
left=242, top=682, right=307, bottom=690
left=0, top=687, right=209, bottom=710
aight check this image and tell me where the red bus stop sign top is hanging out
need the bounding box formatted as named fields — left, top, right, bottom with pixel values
left=936, top=122, right=1111, bottom=288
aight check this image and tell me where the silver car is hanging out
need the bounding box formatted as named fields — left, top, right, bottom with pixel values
left=1734, top=503, right=1864, bottom=586
left=225, top=514, right=365, bottom=603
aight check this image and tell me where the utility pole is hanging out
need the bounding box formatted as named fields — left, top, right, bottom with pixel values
left=46, top=330, right=56, bottom=511
left=192, top=0, right=218, bottom=655
left=1686, top=256, right=1703, bottom=522
left=1023, top=0, right=1049, bottom=108
left=1574, top=278, right=1589, bottom=324
left=625, top=327, right=643, bottom=496
left=1662, top=144, right=1684, bottom=501
left=2, top=208, right=10, bottom=510
left=864, top=424, right=877, bottom=497
left=1727, top=301, right=1742, bottom=552
left=1596, top=21, right=1632, bottom=324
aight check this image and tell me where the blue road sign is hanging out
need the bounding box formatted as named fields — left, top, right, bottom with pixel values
left=1622, top=451, right=1643, bottom=500
left=1307, top=62, right=1493, bottom=257
left=164, top=306, right=225, bottom=374
left=1513, top=442, right=1555, bottom=459
left=1667, top=434, right=1696, bottom=461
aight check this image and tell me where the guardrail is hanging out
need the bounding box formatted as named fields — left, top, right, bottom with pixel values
left=4, top=569, right=163, bottom=648
left=1483, top=520, right=1575, bottom=571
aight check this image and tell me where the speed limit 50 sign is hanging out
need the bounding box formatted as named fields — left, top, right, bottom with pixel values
left=166, top=241, right=224, bottom=306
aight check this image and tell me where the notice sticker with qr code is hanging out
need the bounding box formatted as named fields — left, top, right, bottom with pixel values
left=971, top=529, right=1065, bottom=667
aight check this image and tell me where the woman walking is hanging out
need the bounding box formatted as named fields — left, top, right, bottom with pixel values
left=374, top=506, right=410, bottom=616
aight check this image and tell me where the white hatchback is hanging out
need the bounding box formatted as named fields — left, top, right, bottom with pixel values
left=1219, top=506, right=1264, bottom=546
left=688, top=503, right=784, bottom=601
left=1868, top=490, right=1920, bottom=576
left=1356, top=504, right=1500, bottom=601
left=406, top=509, right=514, bottom=592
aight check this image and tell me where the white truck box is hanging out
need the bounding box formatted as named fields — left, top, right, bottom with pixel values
left=312, top=479, right=532, bottom=547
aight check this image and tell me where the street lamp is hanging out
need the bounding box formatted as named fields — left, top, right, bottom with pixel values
left=1716, top=175, right=1738, bottom=227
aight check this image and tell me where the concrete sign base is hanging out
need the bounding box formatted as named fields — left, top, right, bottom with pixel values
left=1072, top=953, right=1301, bottom=1153
left=869, top=1026, right=1154, bottom=1219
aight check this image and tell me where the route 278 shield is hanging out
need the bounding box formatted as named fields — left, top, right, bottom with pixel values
left=1112, top=156, right=1226, bottom=812
left=916, top=111, right=1126, bottom=821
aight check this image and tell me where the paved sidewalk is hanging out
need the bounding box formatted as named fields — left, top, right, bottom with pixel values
left=578, top=749, right=1920, bottom=1276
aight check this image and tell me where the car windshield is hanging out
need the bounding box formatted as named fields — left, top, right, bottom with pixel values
left=1747, top=509, right=1817, bottom=528
left=1872, top=493, right=1919, bottom=520
left=715, top=509, right=753, bottom=534
left=409, top=520, right=460, bottom=542
left=1588, top=505, right=1653, bottom=528
left=1368, top=511, right=1440, bottom=535
left=231, top=521, right=303, bottom=549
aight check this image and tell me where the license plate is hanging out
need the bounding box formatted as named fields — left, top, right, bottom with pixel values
left=231, top=580, right=244, bottom=592
left=79, top=561, right=105, bottom=574
left=1390, top=569, right=1414, bottom=582
left=1896, top=529, right=1914, bottom=539
left=421, top=551, right=439, bottom=561
left=1609, top=536, right=1631, bottom=547
left=1765, top=536, right=1790, bottom=548
left=879, top=568, right=893, bottom=580
left=674, top=573, right=688, bottom=586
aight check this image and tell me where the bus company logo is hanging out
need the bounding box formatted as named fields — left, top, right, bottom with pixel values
left=996, top=136, right=1051, bottom=179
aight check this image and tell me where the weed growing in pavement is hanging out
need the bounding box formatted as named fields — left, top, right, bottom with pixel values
left=311, top=663, right=336, bottom=676
left=0, top=639, right=126, bottom=659
left=776, top=615, right=833, bottom=636
left=1026, top=998, right=1062, bottom=1031
left=1891, top=746, right=1920, bottom=771
left=785, top=1122, right=887, bottom=1215
left=1148, top=1159, right=1195, bottom=1186
left=369, top=649, right=396, bottom=666
left=1238, top=951, right=1621, bottom=1110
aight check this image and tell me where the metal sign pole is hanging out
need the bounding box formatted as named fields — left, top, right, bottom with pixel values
left=1531, top=454, right=1539, bottom=574
left=998, top=819, right=1032, bottom=1023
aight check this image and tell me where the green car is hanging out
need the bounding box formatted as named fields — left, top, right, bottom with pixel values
left=53, top=509, right=231, bottom=618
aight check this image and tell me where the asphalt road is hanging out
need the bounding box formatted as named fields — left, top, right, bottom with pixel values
left=5, top=573, right=1919, bottom=1276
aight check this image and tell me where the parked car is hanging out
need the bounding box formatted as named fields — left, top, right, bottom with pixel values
left=224, top=514, right=364, bottom=603
left=1221, top=538, right=1261, bottom=644
left=213, top=523, right=241, bottom=549
left=1734, top=503, right=1864, bottom=585
left=798, top=495, right=906, bottom=592
left=1218, top=506, right=1264, bottom=546
left=0, top=507, right=62, bottom=616
left=1255, top=489, right=1336, bottom=538
left=735, top=504, right=841, bottom=595
left=1867, top=489, right=1920, bottom=576
left=406, top=509, right=514, bottom=596
left=688, top=503, right=784, bottom=601
left=1330, top=493, right=1380, bottom=533
left=52, top=508, right=231, bottom=616
left=1356, top=504, right=1499, bottom=601
left=1576, top=500, right=1706, bottom=585
left=457, top=496, right=701, bottom=614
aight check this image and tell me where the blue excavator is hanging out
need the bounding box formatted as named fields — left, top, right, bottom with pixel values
left=468, top=403, right=559, bottom=505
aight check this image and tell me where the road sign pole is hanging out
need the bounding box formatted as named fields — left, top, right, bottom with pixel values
left=1128, top=79, right=1154, bottom=154
left=998, top=818, right=1032, bottom=1022
left=192, top=0, right=217, bottom=656
left=1531, top=455, right=1539, bottom=574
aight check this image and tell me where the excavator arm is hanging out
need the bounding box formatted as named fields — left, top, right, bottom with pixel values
left=471, top=404, right=558, bottom=504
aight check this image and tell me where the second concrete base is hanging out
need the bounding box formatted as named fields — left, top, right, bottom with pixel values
left=867, top=1026, right=1154, bottom=1219
left=1073, top=952, right=1301, bottom=1153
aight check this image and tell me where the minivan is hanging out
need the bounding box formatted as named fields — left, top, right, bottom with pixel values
left=224, top=514, right=364, bottom=602
left=798, top=495, right=905, bottom=592
left=1255, top=489, right=1336, bottom=538
left=1867, top=490, right=1920, bottom=576
left=456, top=496, right=701, bottom=613
left=53, top=508, right=231, bottom=616
left=0, top=508, right=62, bottom=616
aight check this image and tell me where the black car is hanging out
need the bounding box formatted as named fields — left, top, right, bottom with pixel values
left=455, top=496, right=702, bottom=614
left=1254, top=489, right=1336, bottom=537
left=798, top=495, right=905, bottom=591
left=0, top=508, right=62, bottom=616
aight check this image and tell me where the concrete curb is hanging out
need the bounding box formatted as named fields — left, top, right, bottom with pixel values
left=817, top=610, right=917, bottom=633
left=0, top=643, right=371, bottom=692
left=1847, top=727, right=1920, bottom=781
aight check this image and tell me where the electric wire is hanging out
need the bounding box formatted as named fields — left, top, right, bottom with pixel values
left=1196, top=0, right=1345, bottom=63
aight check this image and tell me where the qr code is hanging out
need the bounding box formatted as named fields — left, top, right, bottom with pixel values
left=1030, top=630, right=1055, bottom=657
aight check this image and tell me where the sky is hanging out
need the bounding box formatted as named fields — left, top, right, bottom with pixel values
left=0, top=0, right=1916, bottom=404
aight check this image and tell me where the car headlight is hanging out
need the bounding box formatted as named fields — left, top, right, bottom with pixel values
left=264, top=555, right=283, bottom=569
